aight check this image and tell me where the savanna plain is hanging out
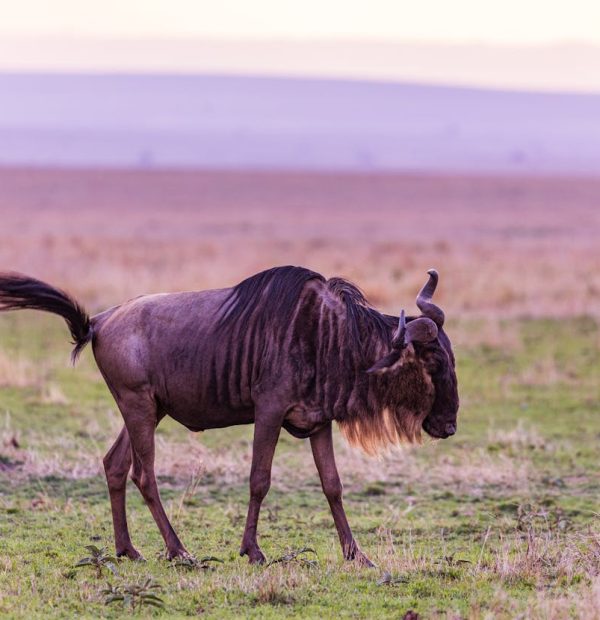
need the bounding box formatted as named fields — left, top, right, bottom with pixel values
left=0, top=169, right=599, bottom=618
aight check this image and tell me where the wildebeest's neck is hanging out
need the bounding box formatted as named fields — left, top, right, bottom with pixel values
left=293, top=281, right=435, bottom=454
left=286, top=280, right=384, bottom=407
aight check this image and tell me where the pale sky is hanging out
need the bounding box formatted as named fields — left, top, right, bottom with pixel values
left=2, top=0, right=600, bottom=43
left=2, top=1, right=600, bottom=91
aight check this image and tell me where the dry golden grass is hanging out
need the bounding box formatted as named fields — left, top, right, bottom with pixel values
left=487, top=421, right=551, bottom=452
left=0, top=351, right=37, bottom=388
left=1, top=168, right=599, bottom=318
left=2, top=406, right=539, bottom=499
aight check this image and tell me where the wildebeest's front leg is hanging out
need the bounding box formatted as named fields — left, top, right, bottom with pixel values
left=102, top=425, right=142, bottom=560
left=239, top=420, right=281, bottom=564
left=310, top=423, right=375, bottom=567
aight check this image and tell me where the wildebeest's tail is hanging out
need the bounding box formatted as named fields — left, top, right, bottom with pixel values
left=0, top=272, right=92, bottom=363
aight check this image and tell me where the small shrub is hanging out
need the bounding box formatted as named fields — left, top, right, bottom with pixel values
left=103, top=578, right=164, bottom=612
left=74, top=545, right=118, bottom=579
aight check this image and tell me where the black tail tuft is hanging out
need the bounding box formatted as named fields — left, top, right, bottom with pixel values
left=0, top=272, right=92, bottom=364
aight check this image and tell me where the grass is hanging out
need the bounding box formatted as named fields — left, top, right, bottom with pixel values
left=0, top=313, right=599, bottom=618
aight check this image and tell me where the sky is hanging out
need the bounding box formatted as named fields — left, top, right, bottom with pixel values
left=1, top=1, right=600, bottom=91
left=3, top=0, right=600, bottom=43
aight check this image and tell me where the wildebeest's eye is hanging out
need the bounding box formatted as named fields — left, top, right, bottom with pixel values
left=421, top=347, right=448, bottom=375
left=424, top=356, right=440, bottom=374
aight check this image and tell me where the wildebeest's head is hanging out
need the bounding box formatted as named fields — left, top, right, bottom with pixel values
left=367, top=270, right=459, bottom=441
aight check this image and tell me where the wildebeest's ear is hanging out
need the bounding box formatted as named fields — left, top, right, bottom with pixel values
left=366, top=349, right=403, bottom=374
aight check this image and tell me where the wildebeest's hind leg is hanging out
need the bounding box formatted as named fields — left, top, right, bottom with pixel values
left=102, top=425, right=142, bottom=560
left=115, top=390, right=191, bottom=560
left=239, top=420, right=282, bottom=564
left=310, top=424, right=375, bottom=567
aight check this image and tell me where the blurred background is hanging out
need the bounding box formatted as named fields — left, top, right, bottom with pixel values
left=1, top=0, right=599, bottom=315
left=2, top=6, right=600, bottom=616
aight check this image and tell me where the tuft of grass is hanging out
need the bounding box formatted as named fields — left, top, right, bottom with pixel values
left=377, top=571, right=409, bottom=586
left=168, top=555, right=224, bottom=571
left=267, top=547, right=318, bottom=569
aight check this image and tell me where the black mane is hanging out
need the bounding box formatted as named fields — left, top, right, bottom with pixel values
left=218, top=266, right=325, bottom=333
left=326, top=277, right=394, bottom=343
left=218, top=266, right=394, bottom=346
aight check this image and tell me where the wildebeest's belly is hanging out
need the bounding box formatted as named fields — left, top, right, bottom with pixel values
left=156, top=372, right=255, bottom=430
left=166, top=400, right=256, bottom=431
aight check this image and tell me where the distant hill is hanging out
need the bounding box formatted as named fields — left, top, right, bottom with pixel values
left=1, top=73, right=599, bottom=173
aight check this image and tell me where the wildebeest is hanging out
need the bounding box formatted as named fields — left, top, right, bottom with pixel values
left=0, top=266, right=458, bottom=566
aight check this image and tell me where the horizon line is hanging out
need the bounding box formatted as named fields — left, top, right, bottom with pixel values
left=1, top=69, right=600, bottom=98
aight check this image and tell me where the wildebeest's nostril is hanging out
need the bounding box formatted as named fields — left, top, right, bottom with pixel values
left=445, top=423, right=456, bottom=436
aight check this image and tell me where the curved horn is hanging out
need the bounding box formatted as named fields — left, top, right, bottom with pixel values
left=416, top=269, right=445, bottom=327
left=391, top=309, right=407, bottom=348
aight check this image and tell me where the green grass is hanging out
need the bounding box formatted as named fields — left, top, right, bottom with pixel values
left=0, top=314, right=599, bottom=618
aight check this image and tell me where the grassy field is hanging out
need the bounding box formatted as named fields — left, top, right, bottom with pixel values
left=1, top=169, right=599, bottom=618
left=0, top=313, right=599, bottom=618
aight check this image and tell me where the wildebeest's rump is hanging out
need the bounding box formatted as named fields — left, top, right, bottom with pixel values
left=0, top=266, right=459, bottom=566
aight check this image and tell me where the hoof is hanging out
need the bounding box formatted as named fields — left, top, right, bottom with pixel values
left=116, top=548, right=145, bottom=561
left=240, top=546, right=266, bottom=565
left=248, top=552, right=267, bottom=565
left=356, top=555, right=377, bottom=568
left=167, top=549, right=195, bottom=562
left=346, top=551, right=376, bottom=568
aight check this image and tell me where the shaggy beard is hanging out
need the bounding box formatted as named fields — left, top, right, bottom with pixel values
left=337, top=406, right=429, bottom=456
